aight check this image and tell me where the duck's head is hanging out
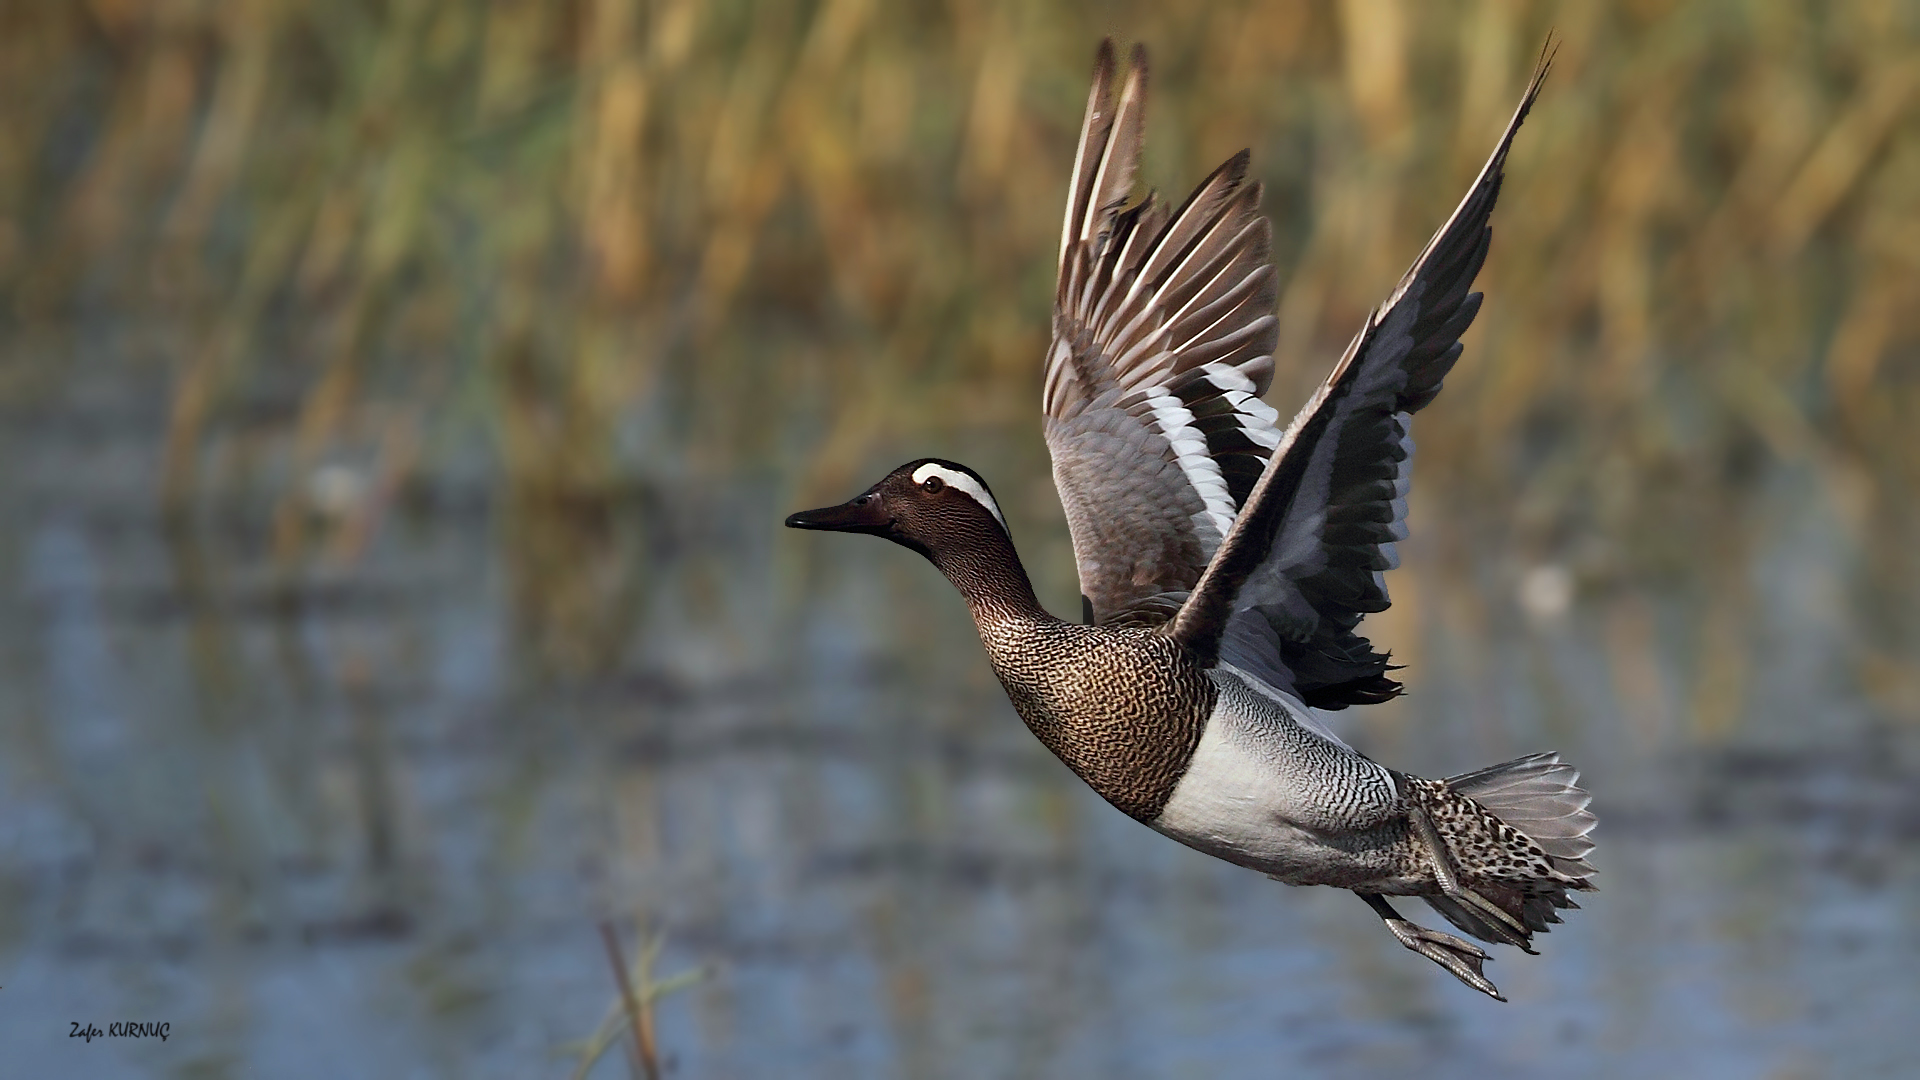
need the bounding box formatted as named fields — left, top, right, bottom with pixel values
left=785, top=458, right=1010, bottom=558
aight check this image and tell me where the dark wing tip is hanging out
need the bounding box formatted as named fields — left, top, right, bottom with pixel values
left=1300, top=674, right=1403, bottom=710
left=1094, top=37, right=1116, bottom=76
left=1513, top=35, right=1556, bottom=131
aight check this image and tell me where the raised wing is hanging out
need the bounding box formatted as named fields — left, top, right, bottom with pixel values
left=1170, top=48, right=1552, bottom=708
left=1044, top=41, right=1281, bottom=627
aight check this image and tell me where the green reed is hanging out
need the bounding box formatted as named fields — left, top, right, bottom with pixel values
left=5, top=0, right=1919, bottom=700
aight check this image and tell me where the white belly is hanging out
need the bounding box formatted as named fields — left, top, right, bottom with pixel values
left=1150, top=667, right=1402, bottom=886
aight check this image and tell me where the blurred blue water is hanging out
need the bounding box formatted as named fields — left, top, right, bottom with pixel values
left=2, top=370, right=1918, bottom=1079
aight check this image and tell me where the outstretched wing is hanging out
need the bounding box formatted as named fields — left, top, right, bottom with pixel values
left=1170, top=48, right=1552, bottom=708
left=1044, top=41, right=1281, bottom=627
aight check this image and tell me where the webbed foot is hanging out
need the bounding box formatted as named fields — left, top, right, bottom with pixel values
left=1382, top=917, right=1503, bottom=1001
left=1359, top=892, right=1504, bottom=1001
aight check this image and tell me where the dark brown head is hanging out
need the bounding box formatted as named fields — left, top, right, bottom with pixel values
left=785, top=459, right=1011, bottom=560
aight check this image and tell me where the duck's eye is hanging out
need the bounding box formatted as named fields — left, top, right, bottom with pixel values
left=922, top=476, right=945, bottom=493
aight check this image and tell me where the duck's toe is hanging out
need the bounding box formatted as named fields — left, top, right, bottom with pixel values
left=1381, top=917, right=1505, bottom=1002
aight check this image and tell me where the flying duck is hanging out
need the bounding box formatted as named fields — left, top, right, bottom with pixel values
left=787, top=41, right=1592, bottom=1001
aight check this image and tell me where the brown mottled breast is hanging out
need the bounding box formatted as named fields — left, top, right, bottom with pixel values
left=973, top=615, right=1215, bottom=822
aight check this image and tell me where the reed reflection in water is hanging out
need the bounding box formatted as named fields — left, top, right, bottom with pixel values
left=3, top=0, right=1920, bottom=1076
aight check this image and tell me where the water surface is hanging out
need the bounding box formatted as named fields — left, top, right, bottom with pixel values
left=3, top=364, right=1918, bottom=1079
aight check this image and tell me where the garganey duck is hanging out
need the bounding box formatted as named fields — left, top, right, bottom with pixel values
left=787, top=41, right=1593, bottom=1001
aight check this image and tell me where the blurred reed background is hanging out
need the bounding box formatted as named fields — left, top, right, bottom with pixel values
left=7, top=0, right=1920, bottom=705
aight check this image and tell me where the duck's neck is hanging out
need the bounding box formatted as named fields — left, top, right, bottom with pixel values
left=928, top=533, right=1055, bottom=628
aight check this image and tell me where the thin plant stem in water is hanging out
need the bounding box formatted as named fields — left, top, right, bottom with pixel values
left=564, top=922, right=705, bottom=1080
left=598, top=921, right=650, bottom=1080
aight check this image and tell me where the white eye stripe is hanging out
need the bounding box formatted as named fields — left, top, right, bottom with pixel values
left=911, top=463, right=1008, bottom=533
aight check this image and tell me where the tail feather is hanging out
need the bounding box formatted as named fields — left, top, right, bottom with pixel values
left=1424, top=893, right=1527, bottom=948
left=1446, top=751, right=1597, bottom=878
left=1403, top=753, right=1598, bottom=951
